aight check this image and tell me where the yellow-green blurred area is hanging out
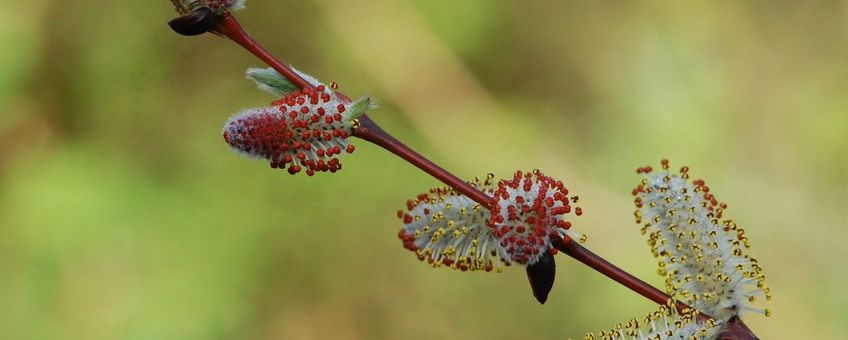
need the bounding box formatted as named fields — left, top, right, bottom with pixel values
left=0, top=1, right=845, bottom=338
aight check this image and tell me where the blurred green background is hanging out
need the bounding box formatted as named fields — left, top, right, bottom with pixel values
left=1, top=1, right=845, bottom=339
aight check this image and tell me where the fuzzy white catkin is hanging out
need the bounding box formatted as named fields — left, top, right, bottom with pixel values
left=633, top=164, right=769, bottom=320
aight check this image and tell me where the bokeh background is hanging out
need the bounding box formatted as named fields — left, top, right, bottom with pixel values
left=1, top=1, right=845, bottom=339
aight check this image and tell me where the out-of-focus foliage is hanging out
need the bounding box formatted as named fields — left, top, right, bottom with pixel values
left=0, top=1, right=844, bottom=339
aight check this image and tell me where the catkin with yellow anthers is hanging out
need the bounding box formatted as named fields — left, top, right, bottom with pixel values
left=632, top=161, right=770, bottom=321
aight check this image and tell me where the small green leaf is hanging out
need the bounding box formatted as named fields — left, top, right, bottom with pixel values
left=245, top=67, right=298, bottom=96
left=347, top=96, right=371, bottom=119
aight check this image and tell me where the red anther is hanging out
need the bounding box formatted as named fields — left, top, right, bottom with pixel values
left=346, top=145, right=355, bottom=153
left=333, top=113, right=343, bottom=121
left=316, top=85, right=326, bottom=92
left=337, top=104, right=346, bottom=113
left=575, top=207, right=583, bottom=216
left=534, top=227, right=546, bottom=237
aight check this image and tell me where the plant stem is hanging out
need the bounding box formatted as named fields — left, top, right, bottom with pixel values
left=353, top=116, right=494, bottom=206
left=214, top=13, right=313, bottom=90
left=206, top=11, right=711, bottom=321
left=552, top=237, right=712, bottom=321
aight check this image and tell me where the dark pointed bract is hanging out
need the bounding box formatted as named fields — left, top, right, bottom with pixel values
left=525, top=251, right=556, bottom=304
left=168, top=7, right=217, bottom=36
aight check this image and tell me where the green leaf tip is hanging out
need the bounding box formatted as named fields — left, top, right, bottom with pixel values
left=245, top=67, right=299, bottom=96
left=347, top=96, right=371, bottom=120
